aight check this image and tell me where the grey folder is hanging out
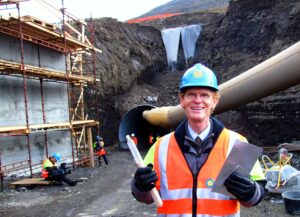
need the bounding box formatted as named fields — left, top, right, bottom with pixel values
left=211, top=141, right=263, bottom=198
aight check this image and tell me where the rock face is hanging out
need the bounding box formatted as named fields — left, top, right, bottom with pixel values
left=87, top=18, right=167, bottom=141
left=204, top=0, right=300, bottom=146
left=89, top=0, right=299, bottom=147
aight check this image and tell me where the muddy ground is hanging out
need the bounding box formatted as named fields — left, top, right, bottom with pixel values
left=0, top=149, right=295, bottom=217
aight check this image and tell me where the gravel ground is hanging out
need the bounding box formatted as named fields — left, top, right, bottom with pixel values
left=0, top=149, right=296, bottom=217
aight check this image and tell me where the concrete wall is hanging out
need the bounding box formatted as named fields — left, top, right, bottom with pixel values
left=0, top=33, right=65, bottom=71
left=0, top=130, right=72, bottom=165
left=0, top=75, right=69, bottom=126
left=0, top=33, right=73, bottom=175
left=0, top=130, right=72, bottom=177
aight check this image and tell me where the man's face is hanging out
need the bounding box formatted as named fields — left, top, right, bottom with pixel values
left=50, top=157, right=57, bottom=163
left=179, top=87, right=218, bottom=124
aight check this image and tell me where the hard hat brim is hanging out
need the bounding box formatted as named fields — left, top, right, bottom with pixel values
left=180, top=85, right=219, bottom=92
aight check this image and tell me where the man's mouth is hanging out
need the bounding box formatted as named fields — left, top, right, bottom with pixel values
left=191, top=106, right=204, bottom=111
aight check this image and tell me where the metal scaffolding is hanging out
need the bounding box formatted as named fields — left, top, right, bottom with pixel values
left=0, top=0, right=100, bottom=189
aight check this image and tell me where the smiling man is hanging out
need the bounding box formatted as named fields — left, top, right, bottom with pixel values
left=131, top=63, right=265, bottom=217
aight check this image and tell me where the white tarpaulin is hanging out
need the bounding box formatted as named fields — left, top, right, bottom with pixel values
left=161, top=27, right=181, bottom=71
left=181, top=24, right=201, bottom=65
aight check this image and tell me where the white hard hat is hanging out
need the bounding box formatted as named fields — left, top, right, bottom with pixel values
left=131, top=133, right=135, bottom=137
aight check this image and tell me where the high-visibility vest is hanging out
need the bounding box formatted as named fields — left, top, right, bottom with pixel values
left=41, top=159, right=55, bottom=178
left=149, top=135, right=154, bottom=144
left=153, top=129, right=243, bottom=216
left=97, top=148, right=106, bottom=156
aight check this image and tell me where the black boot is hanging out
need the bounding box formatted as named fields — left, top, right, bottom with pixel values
left=61, top=176, right=77, bottom=186
left=68, top=180, right=77, bottom=186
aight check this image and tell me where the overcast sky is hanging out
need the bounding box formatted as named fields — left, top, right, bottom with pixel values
left=1, top=0, right=172, bottom=23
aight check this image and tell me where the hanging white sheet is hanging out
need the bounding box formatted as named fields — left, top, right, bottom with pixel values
left=181, top=24, right=202, bottom=65
left=161, top=27, right=181, bottom=71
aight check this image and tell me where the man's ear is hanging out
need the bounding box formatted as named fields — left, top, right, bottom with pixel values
left=179, top=92, right=185, bottom=108
left=213, top=91, right=220, bottom=105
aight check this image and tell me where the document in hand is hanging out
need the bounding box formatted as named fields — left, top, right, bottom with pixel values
left=211, top=141, right=263, bottom=198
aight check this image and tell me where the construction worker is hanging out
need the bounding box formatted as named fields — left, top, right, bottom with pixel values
left=131, top=133, right=138, bottom=146
left=148, top=133, right=154, bottom=145
left=42, top=153, right=77, bottom=186
left=94, top=136, right=108, bottom=167
left=131, top=63, right=265, bottom=216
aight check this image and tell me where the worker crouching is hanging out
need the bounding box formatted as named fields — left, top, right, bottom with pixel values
left=42, top=153, right=77, bottom=186
left=131, top=63, right=266, bottom=216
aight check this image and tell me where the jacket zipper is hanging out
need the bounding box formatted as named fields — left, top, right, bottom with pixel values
left=192, top=174, right=198, bottom=217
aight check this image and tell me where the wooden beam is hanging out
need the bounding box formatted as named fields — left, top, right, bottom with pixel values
left=9, top=178, right=54, bottom=189
left=0, top=120, right=98, bottom=135
left=0, top=16, right=96, bottom=51
left=0, top=0, right=28, bottom=6
left=0, top=125, right=28, bottom=134
left=0, top=59, right=95, bottom=84
left=87, top=127, right=95, bottom=168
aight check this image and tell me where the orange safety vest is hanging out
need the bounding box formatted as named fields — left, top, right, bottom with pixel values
left=149, top=135, right=154, bottom=144
left=41, top=159, right=54, bottom=178
left=41, top=169, right=49, bottom=178
left=97, top=148, right=106, bottom=156
left=153, top=129, right=243, bottom=216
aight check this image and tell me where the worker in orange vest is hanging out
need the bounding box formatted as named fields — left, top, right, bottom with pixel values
left=131, top=63, right=265, bottom=216
left=41, top=153, right=77, bottom=186
left=131, top=133, right=138, bottom=146
left=148, top=133, right=154, bottom=145
left=94, top=136, right=108, bottom=167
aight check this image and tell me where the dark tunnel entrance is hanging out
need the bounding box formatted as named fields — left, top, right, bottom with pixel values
left=118, top=105, right=170, bottom=150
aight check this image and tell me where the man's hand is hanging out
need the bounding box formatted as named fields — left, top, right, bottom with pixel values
left=224, top=171, right=256, bottom=202
left=134, top=164, right=158, bottom=192
left=60, top=163, right=67, bottom=169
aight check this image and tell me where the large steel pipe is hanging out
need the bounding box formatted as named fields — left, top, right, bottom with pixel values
left=118, top=105, right=169, bottom=149
left=143, top=41, right=300, bottom=129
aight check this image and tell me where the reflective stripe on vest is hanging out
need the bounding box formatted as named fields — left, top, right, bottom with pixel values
left=154, top=129, right=243, bottom=216
left=41, top=169, right=49, bottom=178
left=98, top=149, right=106, bottom=156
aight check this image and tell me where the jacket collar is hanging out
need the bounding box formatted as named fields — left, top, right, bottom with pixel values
left=174, top=117, right=224, bottom=152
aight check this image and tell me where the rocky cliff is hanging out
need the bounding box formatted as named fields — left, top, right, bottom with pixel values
left=88, top=0, right=300, bottom=147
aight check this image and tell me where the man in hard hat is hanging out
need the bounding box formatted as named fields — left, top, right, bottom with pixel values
left=42, top=153, right=77, bottom=186
left=148, top=133, right=154, bottom=146
left=131, top=63, right=265, bottom=216
left=93, top=136, right=109, bottom=167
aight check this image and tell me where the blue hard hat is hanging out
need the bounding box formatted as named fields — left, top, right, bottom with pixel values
left=179, top=63, right=219, bottom=91
left=52, top=153, right=61, bottom=161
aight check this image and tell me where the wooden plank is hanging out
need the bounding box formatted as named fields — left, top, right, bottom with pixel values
left=72, top=120, right=99, bottom=127
left=0, top=0, right=27, bottom=6
left=0, top=120, right=98, bottom=136
left=30, top=122, right=71, bottom=130
left=0, top=125, right=28, bottom=134
left=0, top=16, right=102, bottom=53
left=0, top=59, right=94, bottom=83
left=9, top=178, right=53, bottom=189
left=0, top=16, right=93, bottom=51
left=22, top=15, right=57, bottom=31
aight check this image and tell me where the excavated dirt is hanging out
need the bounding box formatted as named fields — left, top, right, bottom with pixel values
left=0, top=149, right=298, bottom=217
